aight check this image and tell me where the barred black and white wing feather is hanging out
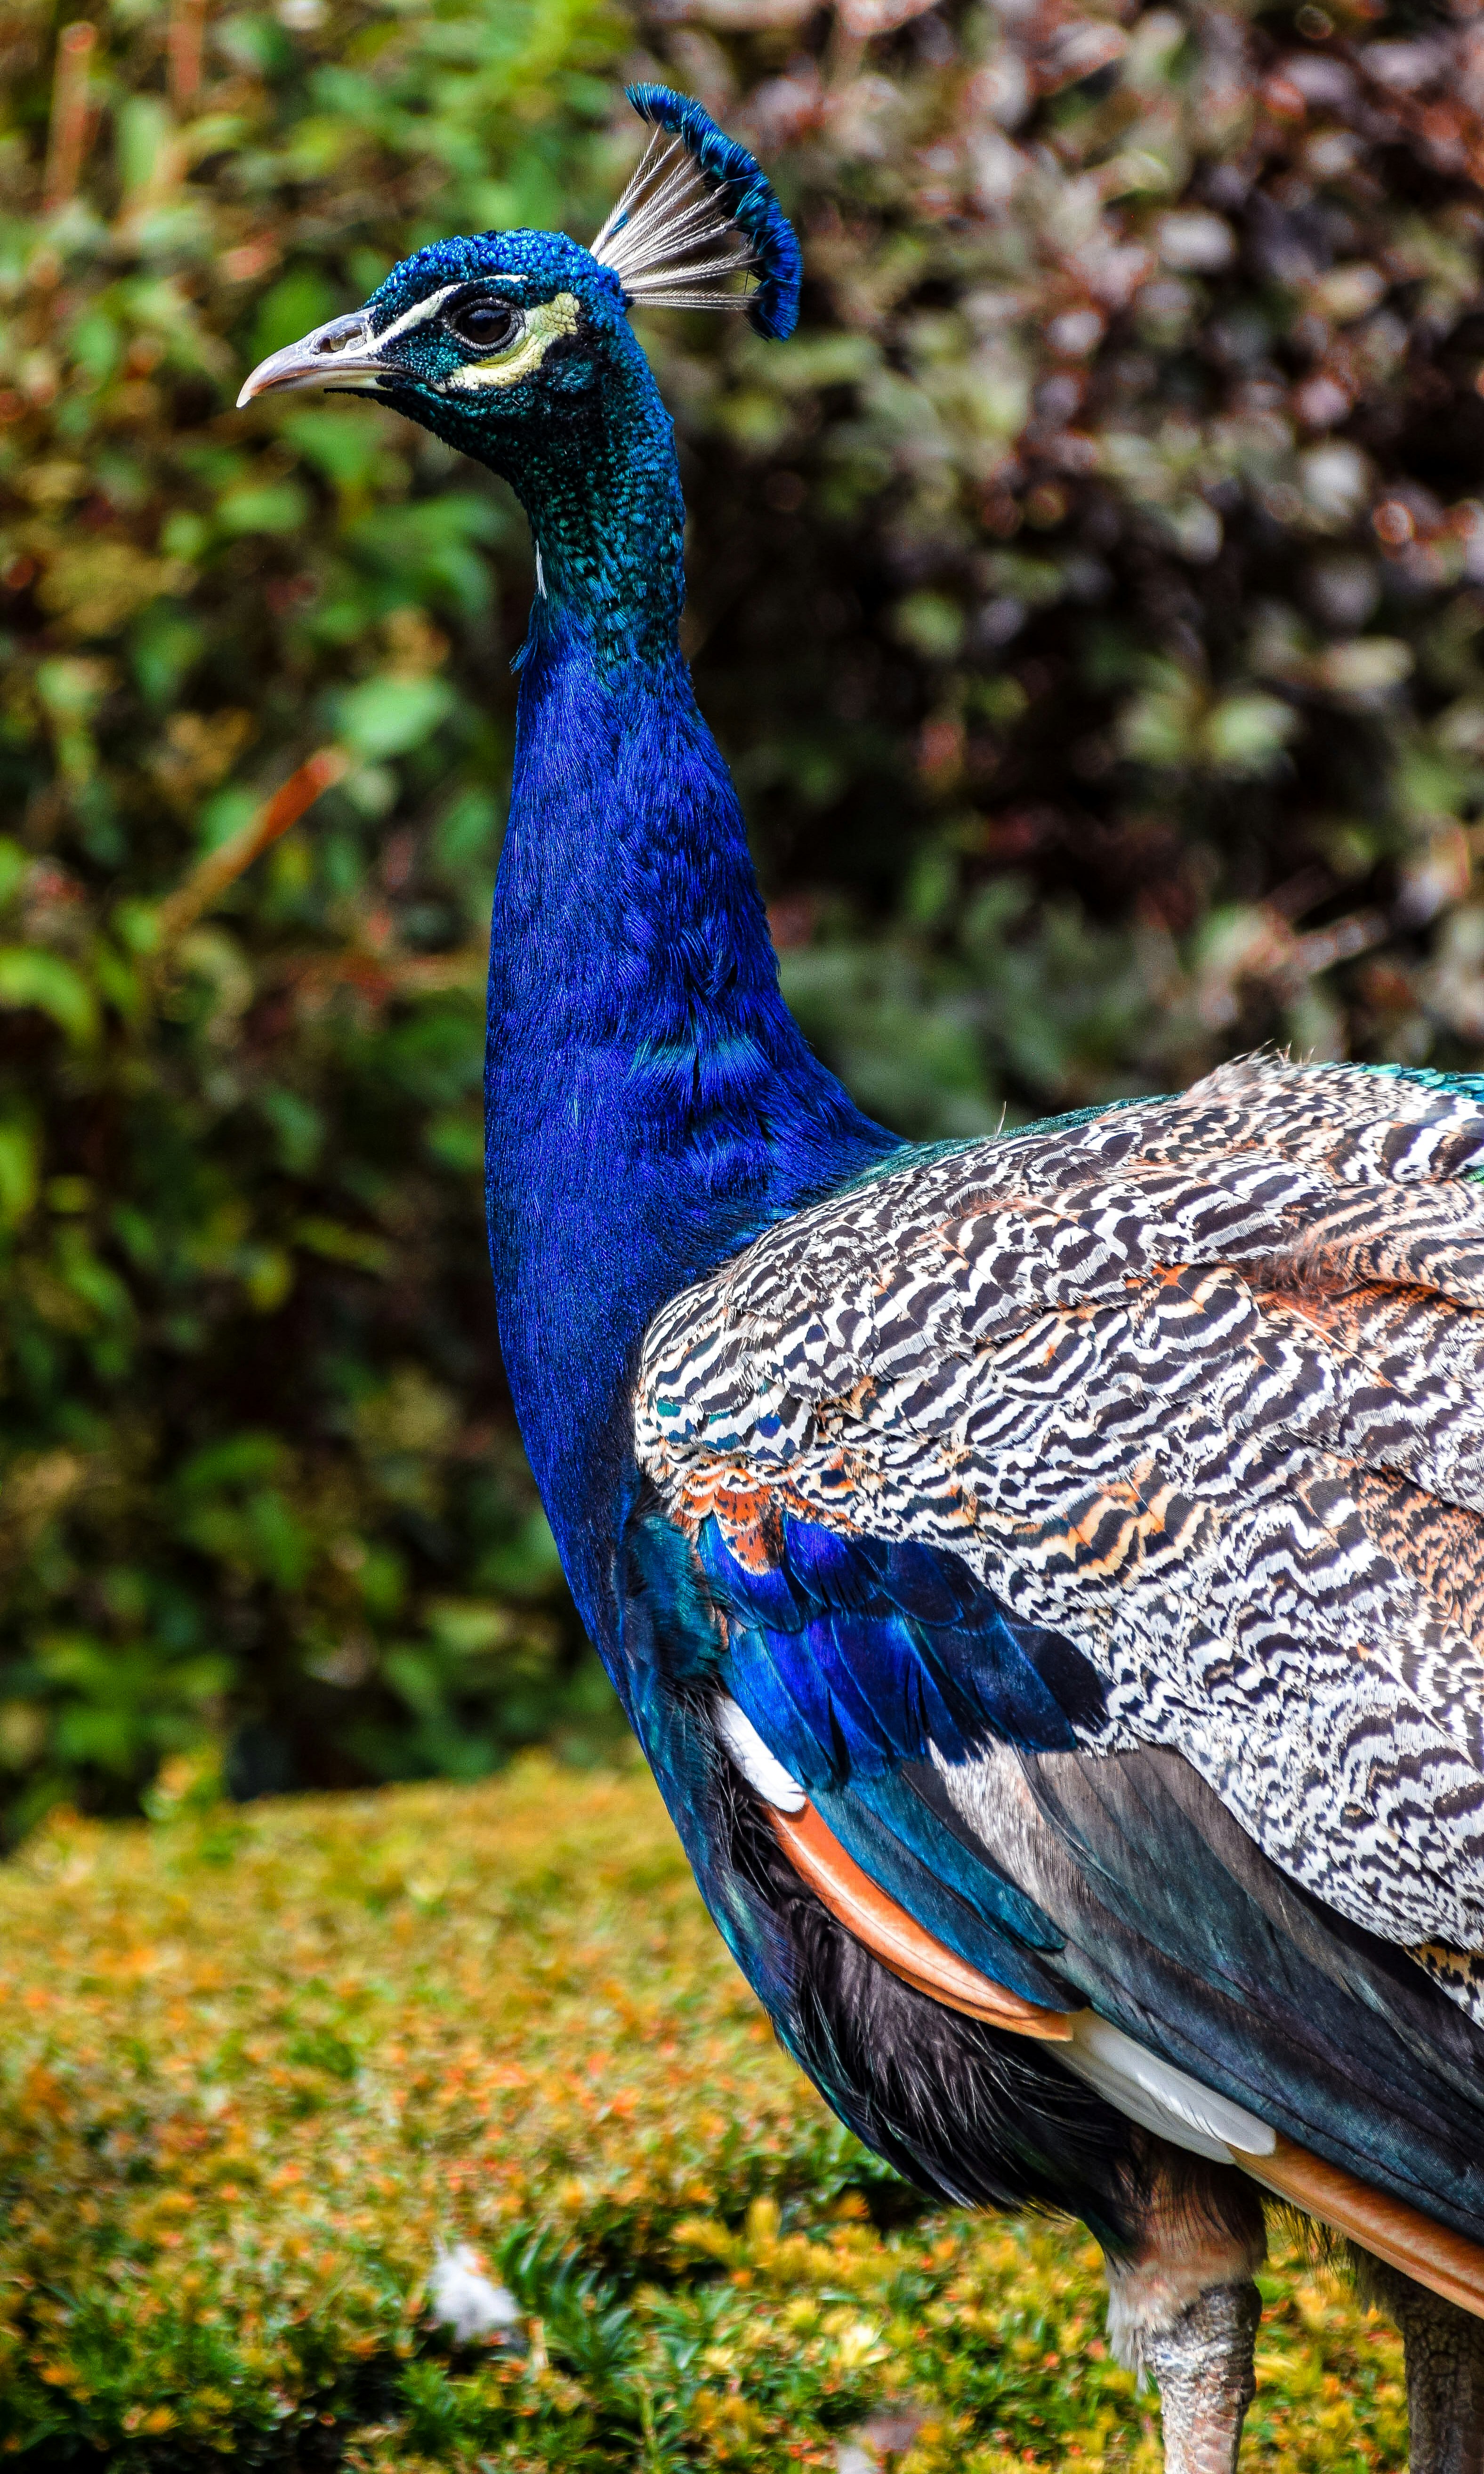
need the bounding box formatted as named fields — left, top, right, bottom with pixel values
left=635, top=1058, right=1484, bottom=2023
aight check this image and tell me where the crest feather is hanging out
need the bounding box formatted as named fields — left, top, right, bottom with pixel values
left=590, top=85, right=801, bottom=342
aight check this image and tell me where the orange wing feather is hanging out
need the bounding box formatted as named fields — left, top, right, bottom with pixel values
left=768, top=1801, right=1073, bottom=2040
left=771, top=1801, right=1484, bottom=2318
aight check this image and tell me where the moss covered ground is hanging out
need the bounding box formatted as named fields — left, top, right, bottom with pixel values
left=0, top=1756, right=1407, bottom=2469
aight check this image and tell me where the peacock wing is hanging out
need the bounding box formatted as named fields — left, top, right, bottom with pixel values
left=618, top=1452, right=1484, bottom=2268
left=633, top=1056, right=1484, bottom=2025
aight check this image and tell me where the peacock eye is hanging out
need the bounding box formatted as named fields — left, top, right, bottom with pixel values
left=448, top=300, right=520, bottom=352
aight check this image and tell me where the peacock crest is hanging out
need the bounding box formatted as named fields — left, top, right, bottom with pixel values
left=590, top=86, right=801, bottom=340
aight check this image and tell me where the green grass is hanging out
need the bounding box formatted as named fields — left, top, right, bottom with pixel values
left=0, top=1757, right=1407, bottom=2468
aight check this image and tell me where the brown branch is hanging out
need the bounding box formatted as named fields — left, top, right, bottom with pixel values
left=1288, top=910, right=1391, bottom=980
left=274, top=945, right=488, bottom=1006
left=168, top=0, right=208, bottom=113
left=154, top=748, right=349, bottom=952
left=43, top=23, right=97, bottom=214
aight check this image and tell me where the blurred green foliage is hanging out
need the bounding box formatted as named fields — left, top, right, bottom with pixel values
left=5, top=0, right=1484, bottom=1827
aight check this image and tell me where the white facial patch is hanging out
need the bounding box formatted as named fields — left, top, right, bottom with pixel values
left=372, top=284, right=464, bottom=351
left=443, top=291, right=581, bottom=392
left=370, top=277, right=521, bottom=353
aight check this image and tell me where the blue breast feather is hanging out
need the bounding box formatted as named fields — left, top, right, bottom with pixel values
left=701, top=1513, right=1105, bottom=1773
left=623, top=1498, right=1094, bottom=2005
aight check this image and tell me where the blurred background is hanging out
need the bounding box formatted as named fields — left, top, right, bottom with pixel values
left=2, top=0, right=1483, bottom=1835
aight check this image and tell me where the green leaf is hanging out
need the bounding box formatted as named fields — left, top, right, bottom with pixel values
left=0, top=840, right=28, bottom=911
left=0, top=951, right=97, bottom=1045
left=0, top=1120, right=37, bottom=1227
left=424, top=1108, right=483, bottom=1172
left=332, top=674, right=456, bottom=762
left=294, top=1217, right=393, bottom=1275
left=215, top=482, right=313, bottom=536
left=175, top=1434, right=287, bottom=1499
left=1202, top=693, right=1298, bottom=774
left=279, top=404, right=388, bottom=490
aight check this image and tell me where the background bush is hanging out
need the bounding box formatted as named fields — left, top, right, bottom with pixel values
left=5, top=0, right=1484, bottom=1828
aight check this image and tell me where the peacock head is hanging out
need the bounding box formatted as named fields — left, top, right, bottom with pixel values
left=237, top=87, right=800, bottom=650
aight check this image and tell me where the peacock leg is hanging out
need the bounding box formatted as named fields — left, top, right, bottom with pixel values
left=1104, top=2144, right=1266, bottom=2474
left=1134, top=2279, right=1264, bottom=2474
left=1355, top=2254, right=1484, bottom=2474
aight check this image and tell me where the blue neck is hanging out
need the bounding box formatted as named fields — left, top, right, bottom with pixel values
left=484, top=608, right=896, bottom=1629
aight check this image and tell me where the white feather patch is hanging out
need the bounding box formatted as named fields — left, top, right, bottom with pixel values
left=590, top=127, right=755, bottom=312
left=373, top=284, right=463, bottom=350
left=426, top=2245, right=522, bottom=2342
left=715, top=1693, right=806, bottom=1812
left=1061, top=2013, right=1275, bottom=2165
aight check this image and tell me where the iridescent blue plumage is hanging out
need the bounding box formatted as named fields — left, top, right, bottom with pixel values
left=238, top=88, right=1484, bottom=2459
left=698, top=1513, right=1103, bottom=1774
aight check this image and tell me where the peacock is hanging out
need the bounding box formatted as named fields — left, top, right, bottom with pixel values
left=241, top=87, right=1484, bottom=2473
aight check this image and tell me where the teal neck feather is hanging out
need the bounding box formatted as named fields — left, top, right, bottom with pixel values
left=513, top=325, right=686, bottom=667
left=477, top=349, right=895, bottom=1619
left=352, top=232, right=895, bottom=1620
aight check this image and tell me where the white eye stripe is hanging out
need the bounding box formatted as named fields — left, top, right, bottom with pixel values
left=371, top=283, right=462, bottom=348
left=371, top=277, right=523, bottom=352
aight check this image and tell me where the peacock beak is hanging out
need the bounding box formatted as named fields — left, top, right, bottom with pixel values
left=236, top=311, right=391, bottom=409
